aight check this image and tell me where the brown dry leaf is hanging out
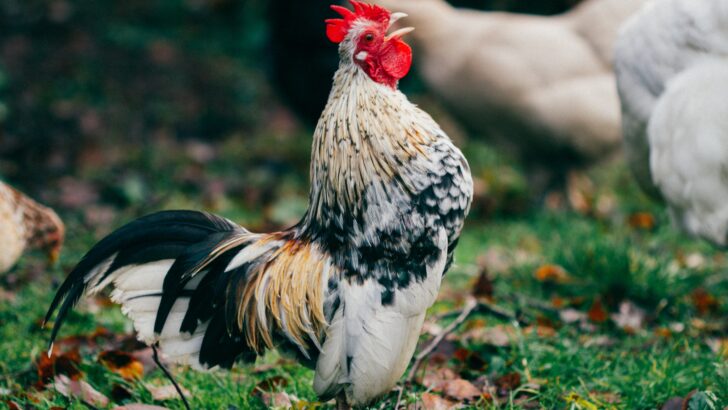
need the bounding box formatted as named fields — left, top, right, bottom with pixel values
left=559, top=309, right=586, bottom=324
left=421, top=392, right=460, bottom=410
left=460, top=324, right=512, bottom=346
left=524, top=325, right=556, bottom=338
left=587, top=298, right=608, bottom=324
left=421, top=367, right=458, bottom=391
left=610, top=301, right=646, bottom=333
left=551, top=296, right=566, bottom=309
left=495, top=372, right=521, bottom=395
left=260, top=391, right=298, bottom=408
left=0, top=288, right=16, bottom=303
left=691, top=288, right=719, bottom=315
left=659, top=397, right=684, bottom=410
left=592, top=391, right=621, bottom=404
left=37, top=349, right=82, bottom=385
left=3, top=401, right=21, bottom=410
left=628, top=212, right=656, bottom=230
left=113, top=405, right=171, bottom=410
left=534, top=265, right=570, bottom=284
left=147, top=384, right=191, bottom=401
left=567, top=172, right=594, bottom=215
left=654, top=327, right=672, bottom=339
left=706, top=338, right=728, bottom=356
left=98, top=350, right=144, bottom=380
left=52, top=375, right=109, bottom=407
left=581, top=335, right=617, bottom=348
left=472, top=269, right=494, bottom=301
left=442, top=379, right=481, bottom=401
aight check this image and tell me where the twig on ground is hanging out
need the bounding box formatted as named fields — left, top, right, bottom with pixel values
left=407, top=296, right=478, bottom=382
left=152, top=344, right=191, bottom=410
left=516, top=295, right=559, bottom=314
left=431, top=299, right=518, bottom=323
left=475, top=300, right=521, bottom=323
left=394, top=384, right=405, bottom=410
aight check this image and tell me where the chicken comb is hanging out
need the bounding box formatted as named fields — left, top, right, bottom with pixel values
left=326, top=1, right=392, bottom=44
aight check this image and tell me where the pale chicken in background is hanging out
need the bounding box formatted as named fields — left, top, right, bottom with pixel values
left=615, top=0, right=728, bottom=245
left=374, top=0, right=647, bottom=179
left=0, top=180, right=65, bottom=273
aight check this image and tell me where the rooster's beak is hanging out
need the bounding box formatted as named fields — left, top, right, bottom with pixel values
left=385, top=26, right=414, bottom=42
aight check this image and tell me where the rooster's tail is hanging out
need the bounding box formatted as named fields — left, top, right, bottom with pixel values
left=44, top=210, right=289, bottom=368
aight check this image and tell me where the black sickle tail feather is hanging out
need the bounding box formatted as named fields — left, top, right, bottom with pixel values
left=44, top=210, right=244, bottom=348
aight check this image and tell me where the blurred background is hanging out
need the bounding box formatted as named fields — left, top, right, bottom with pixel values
left=0, top=0, right=583, bottom=217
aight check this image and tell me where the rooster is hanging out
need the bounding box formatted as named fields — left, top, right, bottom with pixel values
left=44, top=2, right=473, bottom=408
left=615, top=0, right=728, bottom=245
left=0, top=180, right=64, bottom=273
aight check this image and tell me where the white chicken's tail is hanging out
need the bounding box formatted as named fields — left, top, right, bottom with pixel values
left=647, top=59, right=728, bottom=244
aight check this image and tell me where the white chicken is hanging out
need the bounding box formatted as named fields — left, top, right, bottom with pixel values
left=374, top=0, right=648, bottom=174
left=615, top=0, right=728, bottom=245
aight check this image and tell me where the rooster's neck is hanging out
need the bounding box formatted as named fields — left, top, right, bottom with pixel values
left=299, top=63, right=440, bottom=242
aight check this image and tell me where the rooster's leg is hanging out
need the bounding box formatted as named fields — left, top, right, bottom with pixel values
left=335, top=392, right=351, bottom=410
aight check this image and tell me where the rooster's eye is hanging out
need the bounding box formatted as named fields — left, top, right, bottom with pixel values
left=364, top=33, right=374, bottom=42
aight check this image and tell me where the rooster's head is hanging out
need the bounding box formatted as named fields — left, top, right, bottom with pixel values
left=326, top=1, right=413, bottom=88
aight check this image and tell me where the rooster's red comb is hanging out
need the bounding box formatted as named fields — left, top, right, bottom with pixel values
left=326, top=1, right=392, bottom=44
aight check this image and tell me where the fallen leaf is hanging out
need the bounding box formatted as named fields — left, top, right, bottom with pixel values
left=534, top=264, right=570, bottom=283
left=551, top=296, right=566, bottom=309
left=592, top=391, right=621, bottom=404
left=472, top=269, right=494, bottom=301
left=98, top=350, right=144, bottom=380
left=421, top=392, right=460, bottom=410
left=528, top=317, right=557, bottom=338
left=691, top=288, right=719, bottom=315
left=587, top=298, right=608, bottom=324
left=567, top=172, right=594, bottom=215
left=421, top=368, right=458, bottom=391
left=660, top=397, right=685, bottom=410
left=37, top=349, right=82, bottom=385
left=495, top=372, right=521, bottom=395
left=610, top=301, right=646, bottom=333
left=706, top=338, right=728, bottom=356
left=52, top=375, right=109, bottom=407
left=654, top=327, right=672, bottom=339
left=442, top=379, right=481, bottom=401
left=461, top=325, right=512, bottom=346
left=581, top=335, right=617, bottom=348
left=3, top=401, right=21, bottom=410
left=560, top=309, right=586, bottom=324
left=477, top=247, right=512, bottom=274
left=628, top=212, right=656, bottom=230
left=147, top=384, right=191, bottom=401
left=260, top=391, right=298, bottom=408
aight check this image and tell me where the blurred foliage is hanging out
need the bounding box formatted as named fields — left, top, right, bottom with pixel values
left=0, top=0, right=274, bottom=186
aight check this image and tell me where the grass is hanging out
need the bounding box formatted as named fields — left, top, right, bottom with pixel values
left=0, top=139, right=726, bottom=410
